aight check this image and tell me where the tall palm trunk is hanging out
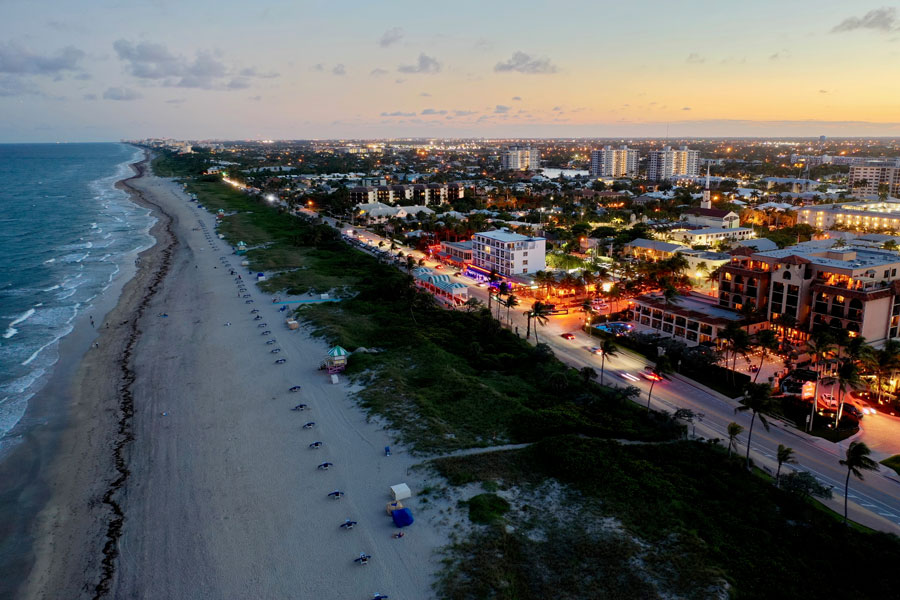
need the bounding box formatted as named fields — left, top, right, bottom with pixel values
left=600, top=354, right=606, bottom=387
left=745, top=412, right=757, bottom=470
left=525, top=315, right=532, bottom=339
left=754, top=349, right=767, bottom=383
left=844, top=468, right=852, bottom=524
left=646, top=380, right=657, bottom=413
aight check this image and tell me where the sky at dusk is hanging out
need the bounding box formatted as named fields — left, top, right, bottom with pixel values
left=2, top=0, right=900, bottom=141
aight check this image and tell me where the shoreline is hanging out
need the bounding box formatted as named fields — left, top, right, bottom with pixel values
left=7, top=153, right=178, bottom=599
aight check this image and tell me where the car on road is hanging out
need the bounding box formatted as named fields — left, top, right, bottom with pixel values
left=641, top=366, right=663, bottom=382
left=591, top=302, right=610, bottom=311
left=434, top=264, right=443, bottom=269
left=589, top=347, right=604, bottom=355
left=560, top=333, right=576, bottom=340
left=619, top=372, right=639, bottom=382
left=842, top=404, right=864, bottom=420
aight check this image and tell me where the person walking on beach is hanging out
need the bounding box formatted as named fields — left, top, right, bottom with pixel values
left=90, top=315, right=94, bottom=327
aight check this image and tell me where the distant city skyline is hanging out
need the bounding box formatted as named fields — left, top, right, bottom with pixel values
left=2, top=1, right=900, bottom=141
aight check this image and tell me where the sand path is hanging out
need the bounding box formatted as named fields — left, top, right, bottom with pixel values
left=111, top=175, right=447, bottom=599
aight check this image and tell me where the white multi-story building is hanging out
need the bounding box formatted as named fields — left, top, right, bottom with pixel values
left=472, top=229, right=546, bottom=276
left=500, top=145, right=540, bottom=171
left=646, top=146, right=700, bottom=181
left=797, top=200, right=900, bottom=231
left=590, top=145, right=639, bottom=178
left=349, top=183, right=463, bottom=206
left=850, top=165, right=900, bottom=197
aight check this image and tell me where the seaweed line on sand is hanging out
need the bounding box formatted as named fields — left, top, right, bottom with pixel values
left=91, top=159, right=178, bottom=599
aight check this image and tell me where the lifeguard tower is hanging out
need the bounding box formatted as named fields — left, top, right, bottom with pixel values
left=324, top=346, right=350, bottom=374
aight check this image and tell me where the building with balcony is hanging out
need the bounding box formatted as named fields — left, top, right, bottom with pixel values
left=646, top=146, right=700, bottom=181
left=472, top=229, right=546, bottom=276
left=629, top=292, right=763, bottom=347
left=849, top=165, right=900, bottom=197
left=500, top=145, right=540, bottom=171
left=436, top=240, right=473, bottom=267
left=590, top=145, right=639, bottom=178
left=717, top=245, right=900, bottom=344
left=349, top=183, right=463, bottom=206
left=796, top=200, right=900, bottom=231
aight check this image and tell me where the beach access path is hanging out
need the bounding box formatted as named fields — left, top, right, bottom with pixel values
left=105, top=173, right=448, bottom=599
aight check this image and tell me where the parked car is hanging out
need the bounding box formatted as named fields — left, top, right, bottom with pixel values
left=842, top=404, right=864, bottom=420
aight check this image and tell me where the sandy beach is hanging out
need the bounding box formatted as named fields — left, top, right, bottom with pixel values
left=16, top=159, right=449, bottom=599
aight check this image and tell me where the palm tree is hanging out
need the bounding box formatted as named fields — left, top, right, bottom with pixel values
left=607, top=283, right=624, bottom=313
left=726, top=422, right=744, bottom=458
left=662, top=283, right=681, bottom=309
left=646, top=355, right=673, bottom=413
left=735, top=382, right=776, bottom=470
left=864, top=340, right=900, bottom=405
left=487, top=270, right=498, bottom=311
left=530, top=302, right=551, bottom=343
left=834, top=359, right=861, bottom=427
left=706, top=267, right=720, bottom=294
left=805, top=330, right=834, bottom=431
left=753, top=329, right=780, bottom=382
left=495, top=281, right=510, bottom=320
left=839, top=442, right=879, bottom=525
left=598, top=338, right=618, bottom=386
left=505, top=293, right=519, bottom=326
left=775, top=444, right=796, bottom=487
left=729, top=329, right=752, bottom=383
left=580, top=366, right=597, bottom=385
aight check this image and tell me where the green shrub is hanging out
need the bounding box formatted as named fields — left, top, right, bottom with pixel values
left=466, top=493, right=510, bottom=524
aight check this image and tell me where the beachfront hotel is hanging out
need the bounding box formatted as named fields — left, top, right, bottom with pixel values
left=796, top=199, right=900, bottom=232
left=717, top=245, right=900, bottom=345
left=629, top=292, right=764, bottom=346
left=471, top=229, right=546, bottom=277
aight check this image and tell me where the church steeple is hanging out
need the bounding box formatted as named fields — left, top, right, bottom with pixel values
left=701, top=164, right=712, bottom=209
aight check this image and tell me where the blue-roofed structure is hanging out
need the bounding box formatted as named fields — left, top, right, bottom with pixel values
left=413, top=267, right=469, bottom=306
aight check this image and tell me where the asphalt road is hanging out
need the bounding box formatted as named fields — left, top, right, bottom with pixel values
left=310, top=212, right=900, bottom=534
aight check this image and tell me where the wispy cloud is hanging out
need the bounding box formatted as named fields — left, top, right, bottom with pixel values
left=113, top=39, right=272, bottom=90
left=103, top=86, right=141, bottom=101
left=379, top=27, right=404, bottom=47
left=494, top=104, right=510, bottom=113
left=686, top=53, right=705, bottom=64
left=0, top=42, right=84, bottom=75
left=421, top=108, right=447, bottom=115
left=381, top=110, right=416, bottom=117
left=494, top=51, right=558, bottom=74
left=832, top=7, right=898, bottom=33
left=398, top=53, right=441, bottom=74
left=332, top=64, right=346, bottom=76
left=370, top=68, right=388, bottom=77
left=453, top=110, right=477, bottom=116
left=682, top=107, right=691, bottom=111
left=769, top=49, right=791, bottom=60
left=512, top=96, right=522, bottom=101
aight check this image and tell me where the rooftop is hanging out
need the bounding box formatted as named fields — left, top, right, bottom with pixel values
left=626, top=238, right=684, bottom=253
left=475, top=229, right=543, bottom=243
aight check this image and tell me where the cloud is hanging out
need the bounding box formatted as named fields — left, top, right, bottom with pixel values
left=819, top=89, right=829, bottom=94
left=0, top=42, right=84, bottom=75
left=248, top=95, right=262, bottom=101
left=494, top=51, right=558, bottom=74
left=686, top=53, right=705, bottom=64
left=832, top=7, right=898, bottom=33
left=166, top=98, right=186, bottom=104
left=312, top=63, right=325, bottom=72
left=512, top=96, right=522, bottom=101
left=239, top=66, right=279, bottom=78
left=103, top=86, right=141, bottom=101
left=332, top=64, right=346, bottom=76
left=381, top=111, right=416, bottom=117
left=397, top=53, right=441, bottom=74
left=420, top=92, right=431, bottom=97
left=453, top=110, right=477, bottom=116
left=370, top=68, right=388, bottom=76
left=0, top=74, right=43, bottom=96
left=113, top=39, right=271, bottom=90
left=82, top=93, right=97, bottom=100
left=421, top=108, right=447, bottom=115
left=494, top=104, right=510, bottom=113
left=682, top=107, right=691, bottom=111
left=552, top=106, right=562, bottom=112
left=769, top=49, right=791, bottom=60
left=379, top=27, right=404, bottom=47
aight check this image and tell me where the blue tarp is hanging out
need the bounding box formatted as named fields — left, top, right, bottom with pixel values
left=392, top=507, right=414, bottom=528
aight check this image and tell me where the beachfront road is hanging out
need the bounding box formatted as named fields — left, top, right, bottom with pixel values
left=323, top=215, right=900, bottom=534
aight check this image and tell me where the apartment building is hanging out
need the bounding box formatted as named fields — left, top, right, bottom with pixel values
left=796, top=200, right=900, bottom=231
left=681, top=207, right=740, bottom=229
left=630, top=292, right=762, bottom=346
left=349, top=183, right=463, bottom=206
left=500, top=145, right=540, bottom=171
left=717, top=246, right=900, bottom=344
left=646, top=146, right=700, bottom=181
left=849, top=165, right=900, bottom=197
left=590, top=145, right=639, bottom=178
left=472, top=229, right=546, bottom=276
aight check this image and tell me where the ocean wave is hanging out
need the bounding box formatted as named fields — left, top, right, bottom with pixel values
left=2, top=308, right=36, bottom=339
left=21, top=322, right=74, bottom=366
left=41, top=284, right=61, bottom=292
left=43, top=258, right=56, bottom=264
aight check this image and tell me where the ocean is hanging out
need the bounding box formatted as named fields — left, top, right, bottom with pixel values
left=0, top=143, right=154, bottom=458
